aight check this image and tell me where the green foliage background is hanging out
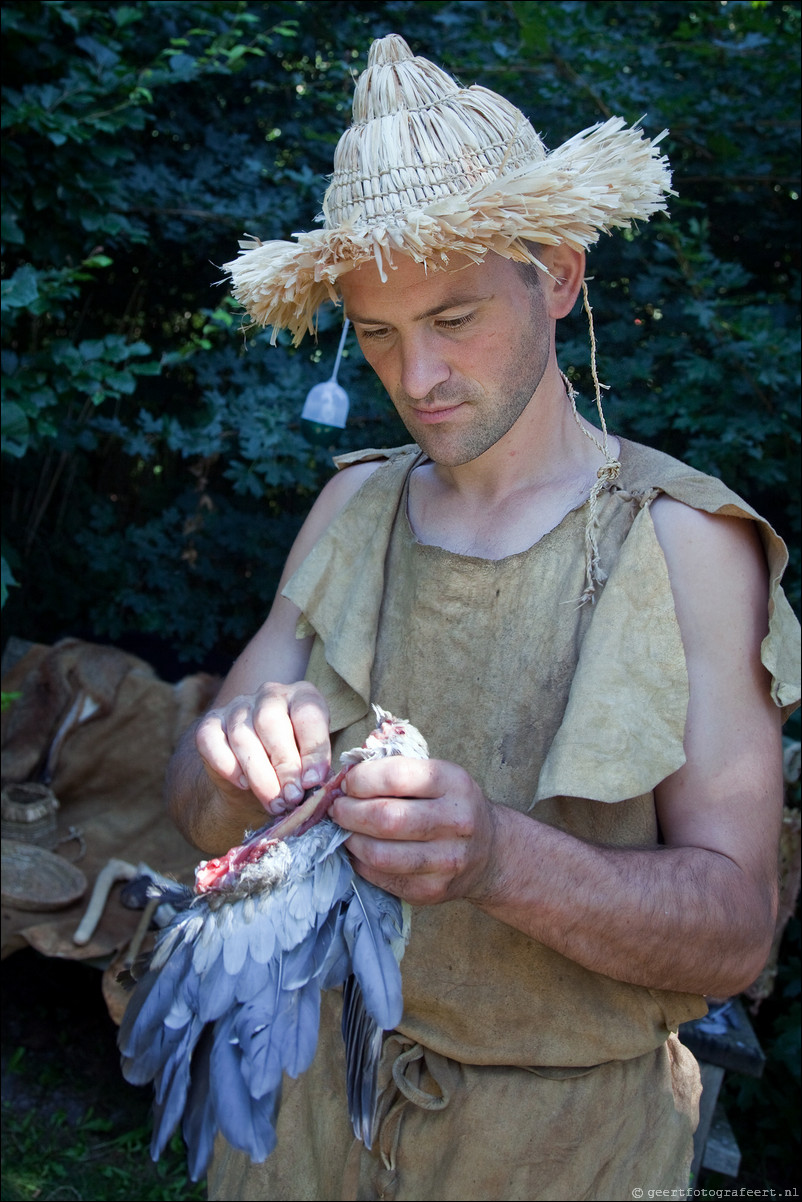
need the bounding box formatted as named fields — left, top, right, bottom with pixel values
left=2, top=0, right=799, bottom=666
left=1, top=0, right=800, bottom=1190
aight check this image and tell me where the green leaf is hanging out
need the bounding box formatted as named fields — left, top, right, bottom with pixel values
left=1, top=264, right=39, bottom=310
left=1, top=401, right=30, bottom=457
left=1, top=209, right=25, bottom=245
left=1, top=555, right=20, bottom=607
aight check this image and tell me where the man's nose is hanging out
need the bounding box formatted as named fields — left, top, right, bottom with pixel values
left=398, top=334, right=450, bottom=401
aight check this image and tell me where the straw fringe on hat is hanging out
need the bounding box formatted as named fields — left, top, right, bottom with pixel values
left=225, top=34, right=673, bottom=344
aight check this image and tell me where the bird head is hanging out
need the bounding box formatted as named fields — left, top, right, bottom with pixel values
left=340, top=705, right=429, bottom=765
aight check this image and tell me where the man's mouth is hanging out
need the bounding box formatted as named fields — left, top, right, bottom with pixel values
left=408, top=401, right=467, bottom=424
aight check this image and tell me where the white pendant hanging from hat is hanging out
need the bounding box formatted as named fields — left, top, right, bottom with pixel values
left=300, top=319, right=351, bottom=429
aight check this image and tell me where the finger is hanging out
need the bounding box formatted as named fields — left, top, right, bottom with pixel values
left=242, top=693, right=304, bottom=802
left=195, top=711, right=243, bottom=785
left=346, top=838, right=457, bottom=906
left=332, top=794, right=452, bottom=842
left=342, top=756, right=446, bottom=801
left=222, top=705, right=286, bottom=806
left=346, top=832, right=437, bottom=874
left=197, top=708, right=285, bottom=812
left=287, top=686, right=331, bottom=789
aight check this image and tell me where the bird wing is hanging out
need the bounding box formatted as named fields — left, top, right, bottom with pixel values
left=118, top=708, right=425, bottom=1180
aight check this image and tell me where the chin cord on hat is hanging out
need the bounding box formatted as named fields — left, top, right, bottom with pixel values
left=563, top=280, right=623, bottom=607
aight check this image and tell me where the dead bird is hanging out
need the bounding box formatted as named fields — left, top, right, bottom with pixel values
left=118, top=705, right=428, bottom=1181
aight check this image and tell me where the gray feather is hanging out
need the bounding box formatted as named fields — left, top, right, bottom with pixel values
left=211, top=1012, right=279, bottom=1163
left=245, top=906, right=277, bottom=963
left=221, top=907, right=252, bottom=976
left=345, top=879, right=405, bottom=1030
left=341, top=973, right=384, bottom=1148
left=181, top=1027, right=217, bottom=1181
left=196, top=949, right=239, bottom=1024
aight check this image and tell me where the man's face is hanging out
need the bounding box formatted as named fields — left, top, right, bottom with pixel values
left=339, top=252, right=553, bottom=467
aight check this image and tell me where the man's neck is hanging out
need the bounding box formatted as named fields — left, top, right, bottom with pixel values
left=408, top=372, right=619, bottom=560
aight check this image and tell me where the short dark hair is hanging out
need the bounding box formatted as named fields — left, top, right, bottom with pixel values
left=512, top=241, right=545, bottom=291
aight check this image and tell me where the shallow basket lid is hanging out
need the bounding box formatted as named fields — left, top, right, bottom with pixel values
left=1, top=839, right=87, bottom=912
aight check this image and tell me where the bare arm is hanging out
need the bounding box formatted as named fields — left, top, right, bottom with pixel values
left=167, top=461, right=380, bottom=854
left=333, top=502, right=784, bottom=998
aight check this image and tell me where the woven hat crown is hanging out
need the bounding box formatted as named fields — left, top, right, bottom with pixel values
left=324, top=34, right=546, bottom=230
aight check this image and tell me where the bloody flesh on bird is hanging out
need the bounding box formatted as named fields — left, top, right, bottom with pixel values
left=118, top=706, right=428, bottom=1181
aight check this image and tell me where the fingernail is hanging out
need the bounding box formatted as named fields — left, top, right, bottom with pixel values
left=301, top=767, right=322, bottom=788
left=238, top=775, right=248, bottom=789
left=284, top=783, right=304, bottom=803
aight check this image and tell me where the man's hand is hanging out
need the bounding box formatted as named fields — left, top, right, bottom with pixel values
left=195, top=681, right=332, bottom=816
left=330, top=757, right=499, bottom=905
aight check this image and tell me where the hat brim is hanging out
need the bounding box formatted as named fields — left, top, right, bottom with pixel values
left=224, top=117, right=672, bottom=345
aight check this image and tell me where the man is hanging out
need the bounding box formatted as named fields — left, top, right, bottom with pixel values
left=167, top=34, right=800, bottom=1201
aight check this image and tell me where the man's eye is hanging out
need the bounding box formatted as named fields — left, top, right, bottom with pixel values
left=358, top=312, right=475, bottom=341
left=437, top=313, right=475, bottom=331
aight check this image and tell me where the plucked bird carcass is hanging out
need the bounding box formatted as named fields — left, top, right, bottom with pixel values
left=118, top=706, right=428, bottom=1181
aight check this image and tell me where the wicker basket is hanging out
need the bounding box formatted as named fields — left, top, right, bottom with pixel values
left=1, top=838, right=87, bottom=912
left=1, top=782, right=60, bottom=847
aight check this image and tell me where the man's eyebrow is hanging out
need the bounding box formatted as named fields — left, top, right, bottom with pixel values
left=345, top=293, right=493, bottom=325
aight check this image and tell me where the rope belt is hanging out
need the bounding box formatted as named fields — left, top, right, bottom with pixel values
left=341, top=1037, right=456, bottom=1202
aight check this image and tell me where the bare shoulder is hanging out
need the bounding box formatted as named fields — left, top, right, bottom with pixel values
left=649, top=492, right=766, bottom=564
left=322, top=458, right=383, bottom=508
left=256, top=456, right=382, bottom=610
left=271, top=458, right=383, bottom=593
left=649, top=494, right=769, bottom=653
left=296, top=459, right=382, bottom=548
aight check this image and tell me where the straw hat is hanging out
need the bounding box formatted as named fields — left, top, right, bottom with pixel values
left=225, top=33, right=672, bottom=344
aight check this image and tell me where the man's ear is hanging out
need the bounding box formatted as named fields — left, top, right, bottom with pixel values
left=542, top=245, right=585, bottom=319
